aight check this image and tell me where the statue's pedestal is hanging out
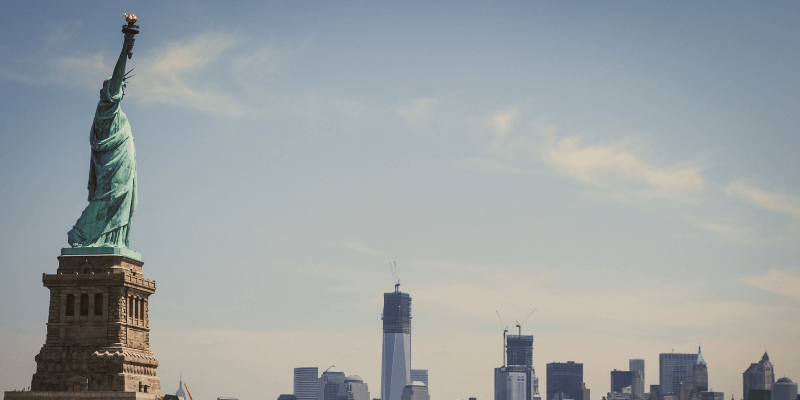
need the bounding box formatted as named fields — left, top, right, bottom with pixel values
left=60, top=247, right=142, bottom=262
left=4, top=253, right=161, bottom=399
left=3, top=392, right=157, bottom=400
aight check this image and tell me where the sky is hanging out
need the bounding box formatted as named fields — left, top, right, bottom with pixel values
left=1, top=1, right=800, bottom=399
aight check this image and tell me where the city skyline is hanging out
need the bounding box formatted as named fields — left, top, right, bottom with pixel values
left=2, top=1, right=800, bottom=400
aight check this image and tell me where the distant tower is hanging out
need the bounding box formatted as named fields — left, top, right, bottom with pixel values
left=176, top=374, right=188, bottom=400
left=773, top=378, right=798, bottom=400
left=659, top=352, right=697, bottom=400
left=631, top=371, right=645, bottom=400
left=320, top=366, right=347, bottom=400
left=343, top=375, right=372, bottom=400
left=611, top=370, right=634, bottom=394
left=547, top=361, right=584, bottom=400
left=295, top=367, right=320, bottom=400
left=381, top=284, right=411, bottom=400
left=630, top=360, right=645, bottom=399
left=496, top=368, right=528, bottom=400
left=743, top=352, right=775, bottom=400
left=411, top=370, right=429, bottom=390
left=495, top=331, right=539, bottom=400
left=401, top=382, right=430, bottom=400
left=693, top=346, right=708, bottom=393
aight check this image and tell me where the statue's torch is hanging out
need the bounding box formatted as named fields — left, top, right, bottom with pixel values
left=122, top=13, right=139, bottom=59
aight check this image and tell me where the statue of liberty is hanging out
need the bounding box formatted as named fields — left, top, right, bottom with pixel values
left=68, top=15, right=139, bottom=250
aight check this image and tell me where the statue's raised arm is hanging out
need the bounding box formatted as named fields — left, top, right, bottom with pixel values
left=67, top=15, right=140, bottom=251
left=108, top=34, right=135, bottom=96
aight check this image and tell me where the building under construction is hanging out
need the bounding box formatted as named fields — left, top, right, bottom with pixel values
left=495, top=332, right=540, bottom=400
left=381, top=285, right=411, bottom=400
left=506, top=335, right=534, bottom=367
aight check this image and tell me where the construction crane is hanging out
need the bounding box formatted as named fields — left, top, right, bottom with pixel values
left=389, top=261, right=400, bottom=291
left=183, top=381, right=194, bottom=400
left=496, top=310, right=509, bottom=367
left=515, top=308, right=537, bottom=335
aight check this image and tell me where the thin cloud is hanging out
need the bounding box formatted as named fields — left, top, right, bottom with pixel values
left=414, top=276, right=777, bottom=331
left=489, top=107, right=518, bottom=150
left=338, top=240, right=385, bottom=256
left=0, top=22, right=110, bottom=88
left=136, top=32, right=245, bottom=117
left=398, top=97, right=438, bottom=123
left=542, top=135, right=704, bottom=202
left=684, top=215, right=752, bottom=244
left=744, top=268, right=800, bottom=301
left=449, top=158, right=539, bottom=175
left=726, top=180, right=800, bottom=219
left=0, top=51, right=110, bottom=89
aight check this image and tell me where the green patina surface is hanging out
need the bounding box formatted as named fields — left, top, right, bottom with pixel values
left=67, top=34, right=138, bottom=255
left=61, top=246, right=142, bottom=261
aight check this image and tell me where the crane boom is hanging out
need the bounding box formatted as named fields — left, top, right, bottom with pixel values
left=184, top=382, right=194, bottom=400
left=515, top=308, right=536, bottom=335
left=521, top=308, right=537, bottom=325
left=495, top=310, right=506, bottom=330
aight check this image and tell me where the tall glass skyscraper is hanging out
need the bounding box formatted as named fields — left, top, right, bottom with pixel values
left=295, top=367, right=320, bottom=400
left=506, top=335, right=533, bottom=367
left=546, top=361, right=583, bottom=400
left=630, top=360, right=645, bottom=389
left=381, top=286, right=411, bottom=400
left=411, top=370, right=428, bottom=389
left=693, top=347, right=708, bottom=394
left=320, top=366, right=346, bottom=400
left=611, top=370, right=634, bottom=393
left=659, top=353, right=697, bottom=400
left=743, top=352, right=774, bottom=400
left=773, top=378, right=798, bottom=400
left=495, top=331, right=540, bottom=400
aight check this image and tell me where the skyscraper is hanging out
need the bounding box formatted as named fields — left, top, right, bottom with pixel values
left=508, top=334, right=540, bottom=400
left=547, top=362, right=584, bottom=400
left=693, top=347, right=708, bottom=394
left=507, top=335, right=534, bottom=366
left=773, top=378, right=797, bottom=400
left=631, top=371, right=645, bottom=400
left=743, top=352, right=775, bottom=400
left=630, top=360, right=646, bottom=387
left=678, top=382, right=694, bottom=400
left=650, top=385, right=662, bottom=400
left=495, top=333, right=540, bottom=400
left=659, top=353, right=697, bottom=400
left=401, top=382, right=430, bottom=400
left=381, top=285, right=411, bottom=400
left=497, top=366, right=538, bottom=400
left=320, top=366, right=347, bottom=400
left=612, top=370, right=634, bottom=394
left=701, top=393, right=724, bottom=400
left=411, top=370, right=428, bottom=389
left=295, top=367, right=320, bottom=400
left=176, top=375, right=188, bottom=400
left=343, top=375, right=371, bottom=400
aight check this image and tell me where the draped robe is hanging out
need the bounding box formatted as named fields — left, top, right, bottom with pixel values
left=68, top=79, right=137, bottom=248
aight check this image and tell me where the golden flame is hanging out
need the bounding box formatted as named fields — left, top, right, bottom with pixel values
left=124, top=13, right=138, bottom=24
